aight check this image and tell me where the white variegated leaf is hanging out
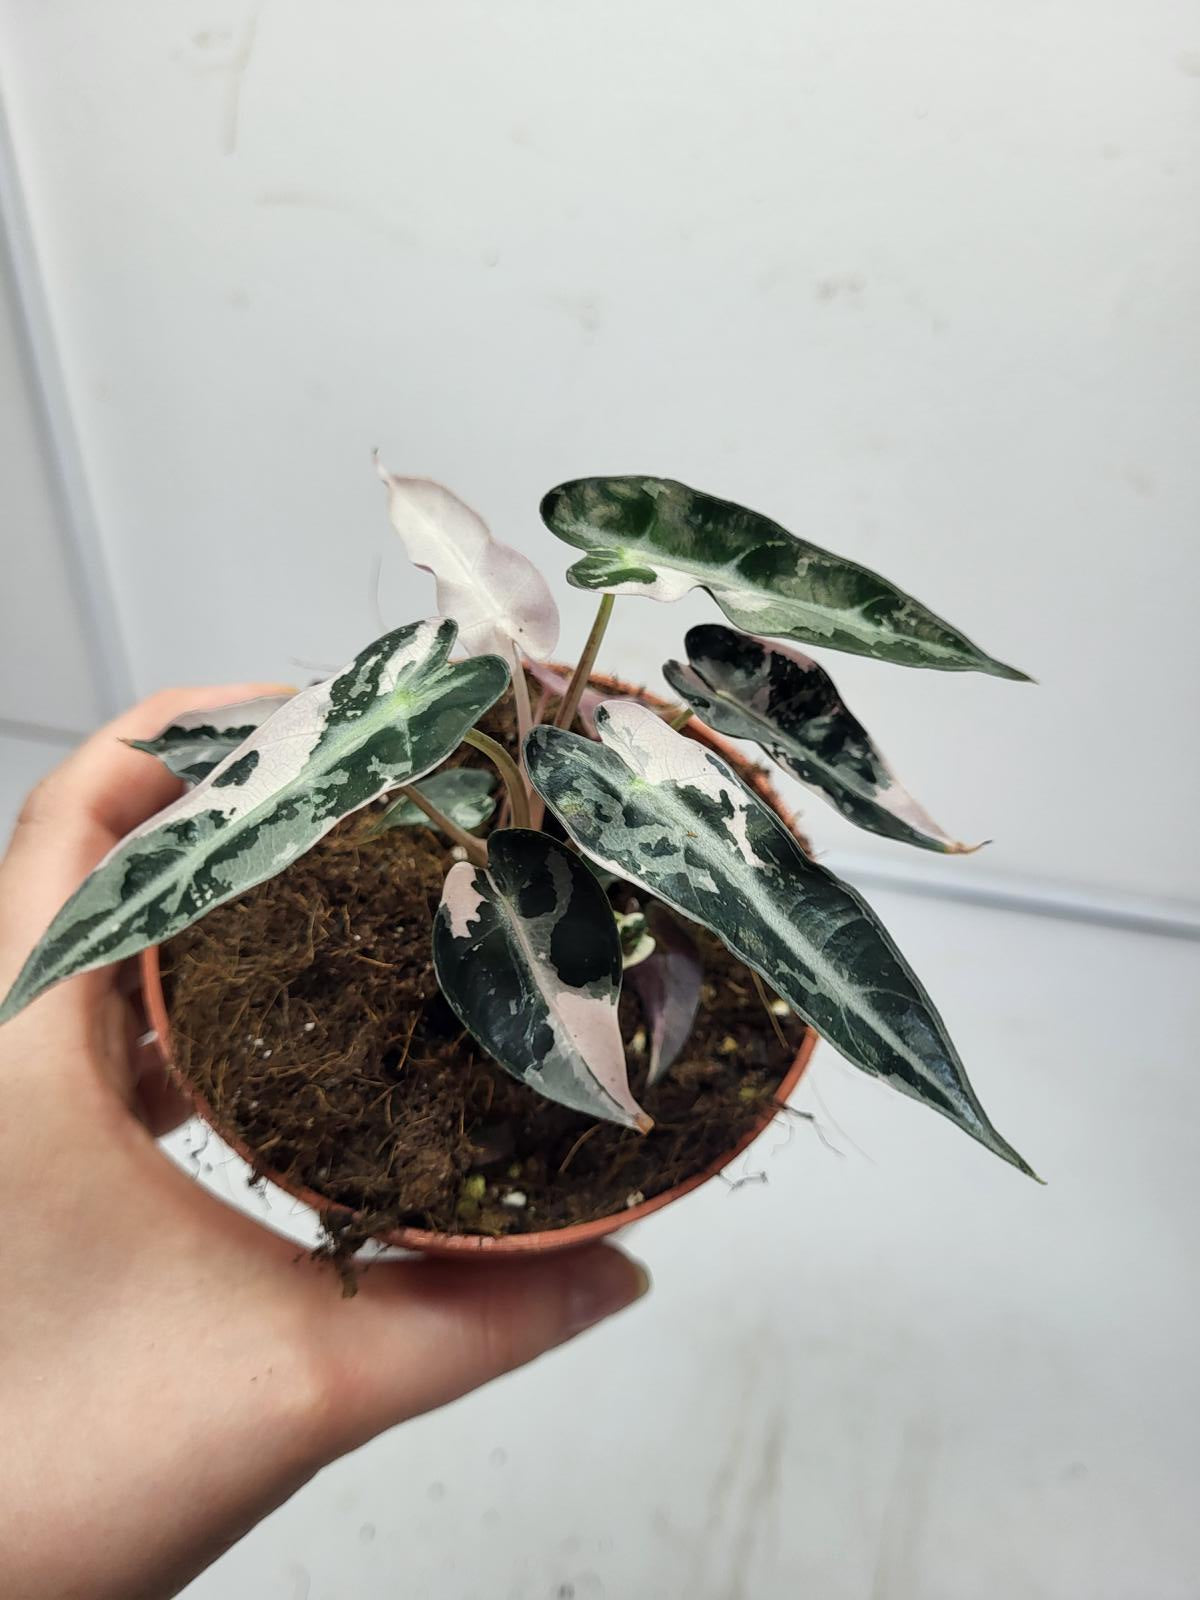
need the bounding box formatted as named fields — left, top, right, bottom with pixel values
left=376, top=458, right=560, bottom=662
left=433, top=829, right=650, bottom=1131
left=541, top=476, right=1029, bottom=678
left=0, top=620, right=509, bottom=1024
left=525, top=700, right=1034, bottom=1175
left=664, top=624, right=981, bottom=854
left=126, top=694, right=293, bottom=784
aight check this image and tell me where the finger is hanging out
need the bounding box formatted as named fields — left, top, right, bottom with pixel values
left=316, top=1245, right=651, bottom=1452
left=0, top=684, right=292, bottom=940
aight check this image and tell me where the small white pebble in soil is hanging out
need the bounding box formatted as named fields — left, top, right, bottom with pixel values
left=625, top=1190, right=645, bottom=1209
left=449, top=845, right=468, bottom=862
left=501, top=1190, right=527, bottom=1209
left=252, top=1036, right=264, bottom=1048
left=261, top=1049, right=272, bottom=1058
left=769, top=999, right=790, bottom=1016
left=629, top=1027, right=647, bottom=1054
left=303, top=1021, right=316, bottom=1032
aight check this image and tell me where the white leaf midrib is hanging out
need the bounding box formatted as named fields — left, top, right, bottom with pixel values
left=557, top=756, right=971, bottom=1126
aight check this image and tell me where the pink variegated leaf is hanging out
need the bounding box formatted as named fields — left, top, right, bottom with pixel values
left=375, top=458, right=559, bottom=663
left=627, top=905, right=704, bottom=1085
left=433, top=829, right=651, bottom=1131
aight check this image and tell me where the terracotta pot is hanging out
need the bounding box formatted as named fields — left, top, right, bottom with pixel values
left=140, top=670, right=817, bottom=1257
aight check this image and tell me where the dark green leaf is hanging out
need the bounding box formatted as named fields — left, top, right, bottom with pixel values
left=541, top=477, right=1028, bottom=678
left=126, top=694, right=292, bottom=784
left=665, top=624, right=982, bottom=853
left=371, top=767, right=496, bottom=836
left=525, top=700, right=1034, bottom=1175
left=433, top=829, right=650, bottom=1130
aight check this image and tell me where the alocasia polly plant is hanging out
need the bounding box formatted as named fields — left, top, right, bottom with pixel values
left=0, top=467, right=1037, bottom=1180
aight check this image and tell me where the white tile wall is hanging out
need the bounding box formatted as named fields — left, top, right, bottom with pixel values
left=0, top=729, right=73, bottom=843
left=0, top=248, right=101, bottom=733
left=1, top=1, right=1197, bottom=901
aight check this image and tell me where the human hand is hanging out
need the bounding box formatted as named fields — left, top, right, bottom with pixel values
left=0, top=688, right=649, bottom=1600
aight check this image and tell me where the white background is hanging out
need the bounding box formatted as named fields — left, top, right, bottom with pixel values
left=2, top=0, right=1198, bottom=903
left=1, top=3, right=1198, bottom=1596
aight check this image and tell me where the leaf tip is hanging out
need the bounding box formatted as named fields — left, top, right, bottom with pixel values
left=997, top=660, right=1036, bottom=684
left=0, top=974, right=31, bottom=1027
left=633, top=1110, right=655, bottom=1135
left=948, top=838, right=991, bottom=856
left=989, top=1127, right=1041, bottom=1182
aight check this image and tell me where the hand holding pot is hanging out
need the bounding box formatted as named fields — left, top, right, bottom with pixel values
left=0, top=687, right=648, bottom=1600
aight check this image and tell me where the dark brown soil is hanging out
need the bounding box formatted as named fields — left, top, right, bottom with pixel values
left=161, top=686, right=808, bottom=1245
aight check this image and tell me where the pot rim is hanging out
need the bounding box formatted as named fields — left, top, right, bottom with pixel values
left=139, top=668, right=816, bottom=1257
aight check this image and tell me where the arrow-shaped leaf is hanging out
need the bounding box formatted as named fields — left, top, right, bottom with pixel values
left=665, top=624, right=981, bottom=854
left=541, top=476, right=1027, bottom=679
left=0, top=620, right=509, bottom=1024
left=377, top=460, right=560, bottom=663
left=626, top=906, right=704, bottom=1085
left=525, top=700, right=1033, bottom=1174
left=433, top=829, right=651, bottom=1131
left=126, top=693, right=292, bottom=784
left=370, top=767, right=497, bottom=836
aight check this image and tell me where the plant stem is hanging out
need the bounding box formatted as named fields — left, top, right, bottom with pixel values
left=509, top=643, right=535, bottom=748
left=666, top=706, right=694, bottom=731
left=392, top=786, right=488, bottom=867
left=554, top=593, right=615, bottom=731
left=507, top=642, right=544, bottom=830
left=463, top=728, right=531, bottom=829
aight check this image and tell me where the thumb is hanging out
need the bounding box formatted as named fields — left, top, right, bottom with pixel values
left=312, top=1245, right=650, bottom=1453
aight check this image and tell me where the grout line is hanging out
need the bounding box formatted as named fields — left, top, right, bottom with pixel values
left=0, top=77, right=134, bottom=719
left=825, top=851, right=1200, bottom=942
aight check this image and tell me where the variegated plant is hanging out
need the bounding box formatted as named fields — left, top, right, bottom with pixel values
left=0, top=464, right=1037, bottom=1180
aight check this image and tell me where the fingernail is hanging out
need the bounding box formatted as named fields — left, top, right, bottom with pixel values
left=566, top=1252, right=652, bottom=1337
